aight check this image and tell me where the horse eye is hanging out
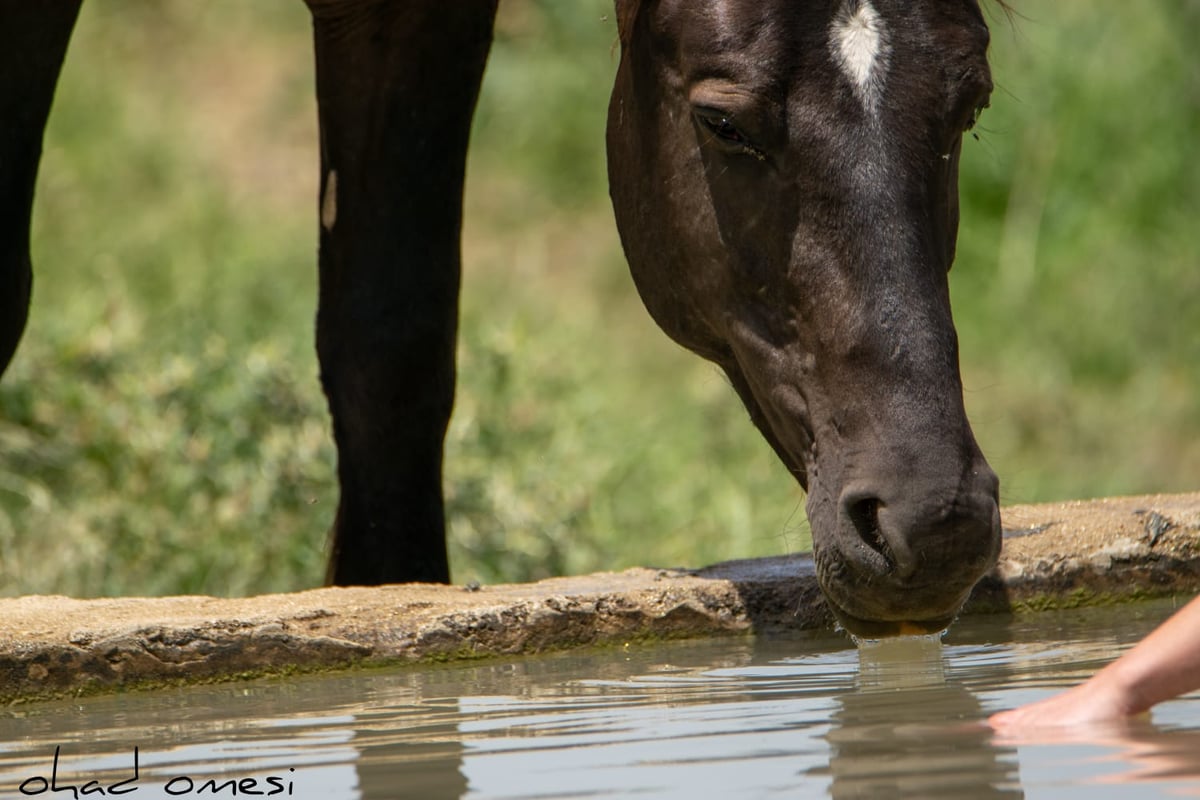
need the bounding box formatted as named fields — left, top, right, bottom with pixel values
left=694, top=108, right=765, bottom=160
left=698, top=112, right=746, bottom=144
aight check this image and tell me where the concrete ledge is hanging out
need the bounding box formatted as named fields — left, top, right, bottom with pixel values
left=1, top=491, right=1198, bottom=703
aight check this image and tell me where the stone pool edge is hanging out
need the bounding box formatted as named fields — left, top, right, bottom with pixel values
left=1, top=491, right=1198, bottom=704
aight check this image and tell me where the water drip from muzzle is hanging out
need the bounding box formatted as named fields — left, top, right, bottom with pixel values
left=854, top=632, right=946, bottom=690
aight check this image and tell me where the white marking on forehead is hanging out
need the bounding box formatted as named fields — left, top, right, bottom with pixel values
left=831, top=0, right=891, bottom=114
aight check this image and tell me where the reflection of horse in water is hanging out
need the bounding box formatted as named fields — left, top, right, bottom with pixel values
left=4, top=1, right=999, bottom=632
left=343, top=635, right=1023, bottom=799
left=816, top=636, right=1022, bottom=798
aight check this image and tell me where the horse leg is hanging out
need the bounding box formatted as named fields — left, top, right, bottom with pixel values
left=0, top=2, right=81, bottom=377
left=304, top=1, right=498, bottom=585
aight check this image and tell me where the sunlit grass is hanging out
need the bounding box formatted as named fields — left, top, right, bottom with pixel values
left=953, top=1, right=1200, bottom=504
left=1, top=0, right=1195, bottom=597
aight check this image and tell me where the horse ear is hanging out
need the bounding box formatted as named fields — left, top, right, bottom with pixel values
left=614, top=0, right=641, bottom=44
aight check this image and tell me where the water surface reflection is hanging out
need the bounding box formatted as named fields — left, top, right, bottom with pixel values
left=815, top=635, right=1023, bottom=797
left=0, top=601, right=1196, bottom=798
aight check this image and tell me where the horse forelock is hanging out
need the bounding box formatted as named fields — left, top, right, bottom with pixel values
left=614, top=0, right=642, bottom=45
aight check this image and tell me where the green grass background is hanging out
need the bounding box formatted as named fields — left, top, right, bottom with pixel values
left=0, top=1, right=1195, bottom=597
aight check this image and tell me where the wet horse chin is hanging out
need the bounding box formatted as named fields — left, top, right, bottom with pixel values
left=817, top=563, right=978, bottom=640
left=825, top=600, right=960, bottom=641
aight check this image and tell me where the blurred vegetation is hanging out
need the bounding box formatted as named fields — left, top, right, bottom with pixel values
left=0, top=1, right=1195, bottom=597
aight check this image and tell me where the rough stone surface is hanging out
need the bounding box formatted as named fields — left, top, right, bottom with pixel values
left=1, top=492, right=1197, bottom=703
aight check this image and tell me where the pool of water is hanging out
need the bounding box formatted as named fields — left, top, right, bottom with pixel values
left=1, top=599, right=1197, bottom=799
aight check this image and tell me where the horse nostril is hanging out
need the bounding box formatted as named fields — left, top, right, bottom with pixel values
left=845, top=496, right=895, bottom=571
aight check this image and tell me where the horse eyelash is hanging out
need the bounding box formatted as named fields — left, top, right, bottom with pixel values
left=740, top=144, right=767, bottom=161
left=965, top=101, right=989, bottom=132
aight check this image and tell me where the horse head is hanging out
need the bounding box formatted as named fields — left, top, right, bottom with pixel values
left=608, top=0, right=1001, bottom=636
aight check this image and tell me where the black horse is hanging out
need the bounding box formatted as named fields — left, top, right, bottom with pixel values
left=1, top=0, right=1001, bottom=637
